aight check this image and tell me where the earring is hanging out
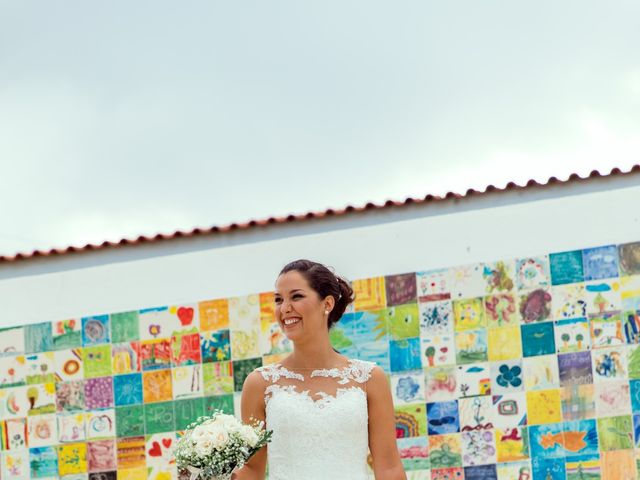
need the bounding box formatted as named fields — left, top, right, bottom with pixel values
left=324, top=310, right=329, bottom=315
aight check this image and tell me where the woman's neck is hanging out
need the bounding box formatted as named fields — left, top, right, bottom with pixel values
left=285, top=339, right=346, bottom=370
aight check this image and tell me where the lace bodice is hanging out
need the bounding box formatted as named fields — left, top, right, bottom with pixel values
left=256, top=358, right=377, bottom=480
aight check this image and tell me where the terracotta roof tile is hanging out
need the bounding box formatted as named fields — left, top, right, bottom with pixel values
left=2, top=165, right=639, bottom=263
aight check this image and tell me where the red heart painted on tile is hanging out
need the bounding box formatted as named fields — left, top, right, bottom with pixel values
left=441, top=347, right=448, bottom=353
left=149, top=441, right=162, bottom=457
left=162, top=438, right=172, bottom=449
left=177, top=307, right=194, bottom=326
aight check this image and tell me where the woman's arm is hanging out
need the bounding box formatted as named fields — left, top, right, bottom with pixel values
left=367, top=366, right=406, bottom=480
left=232, top=371, right=268, bottom=480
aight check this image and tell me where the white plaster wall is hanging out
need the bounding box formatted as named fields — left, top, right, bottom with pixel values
left=1, top=181, right=639, bottom=327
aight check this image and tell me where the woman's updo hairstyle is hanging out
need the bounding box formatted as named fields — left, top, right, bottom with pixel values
left=279, top=259, right=355, bottom=329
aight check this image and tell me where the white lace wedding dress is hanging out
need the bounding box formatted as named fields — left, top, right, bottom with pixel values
left=256, top=358, right=376, bottom=480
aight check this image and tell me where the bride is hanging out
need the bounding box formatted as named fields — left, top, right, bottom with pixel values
left=234, top=260, right=406, bottom=480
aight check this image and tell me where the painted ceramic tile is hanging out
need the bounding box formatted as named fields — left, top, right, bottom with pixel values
left=390, top=370, right=426, bottom=405
left=620, top=274, right=640, bottom=310
left=589, top=312, right=624, bottom=347
left=201, top=329, right=232, bottom=363
left=488, top=326, right=522, bottom=361
left=385, top=304, right=420, bottom=340
left=484, top=294, right=517, bottom=328
left=521, top=322, right=556, bottom=357
left=457, top=363, right=491, bottom=398
left=522, top=355, right=560, bottom=391
left=28, top=413, right=57, bottom=447
left=516, top=256, right=550, bottom=290
left=24, top=322, right=53, bottom=354
left=0, top=355, right=26, bottom=387
left=82, top=315, right=110, bottom=346
left=526, top=389, right=561, bottom=425
left=564, top=453, right=600, bottom=480
left=622, top=309, right=640, bottom=344
left=459, top=396, right=493, bottom=431
left=2, top=449, right=29, bottom=479
left=592, top=346, right=628, bottom=382
left=549, top=250, right=584, bottom=286
left=110, top=311, right=140, bottom=343
left=355, top=309, right=388, bottom=342
left=3, top=417, right=27, bottom=450
left=389, top=338, right=422, bottom=372
left=203, top=361, right=234, bottom=396
left=394, top=403, right=427, bottom=438
left=531, top=455, right=566, bottom=480
left=554, top=318, right=590, bottom=353
left=583, top=245, right=619, bottom=281
left=385, top=273, right=418, bottom=306
left=29, top=445, right=58, bottom=477
left=54, top=349, right=84, bottom=382
left=628, top=344, right=640, bottom=379
left=86, top=409, right=115, bottom=440
left=596, top=415, right=633, bottom=450
left=421, top=334, right=456, bottom=367
left=496, top=461, right=531, bottom=480
left=116, top=436, right=146, bottom=468
left=465, top=464, right=498, bottom=480
left=113, top=372, right=143, bottom=406
left=419, top=300, right=453, bottom=335
left=558, top=351, right=593, bottom=386
left=25, top=352, right=55, bottom=385
left=56, top=380, right=85, bottom=412
left=111, top=342, right=140, bottom=375
left=52, top=319, right=82, bottom=350
left=619, top=241, right=640, bottom=275
left=115, top=404, right=144, bottom=438
left=424, top=366, right=458, bottom=402
left=427, top=401, right=460, bottom=435
left=518, top=288, right=552, bottom=323
left=232, top=357, right=262, bottom=392
left=144, top=401, right=175, bottom=434
left=83, top=345, right=112, bottom=378
left=453, top=298, right=486, bottom=332
left=483, top=261, right=515, bottom=294
left=58, top=442, right=88, bottom=475
left=461, top=430, right=496, bottom=466
left=528, top=422, right=565, bottom=458
left=171, top=333, right=201, bottom=366
left=142, top=369, right=173, bottom=403
left=562, top=419, right=599, bottom=456
left=561, top=384, right=596, bottom=420
left=630, top=379, right=640, bottom=412
left=455, top=330, right=488, bottom=364
left=353, top=340, right=391, bottom=372
left=492, top=393, right=527, bottom=429
left=228, top=294, right=261, bottom=332
left=397, top=436, right=430, bottom=471
left=140, top=339, right=172, bottom=371
left=84, top=377, right=113, bottom=410
left=171, top=364, right=203, bottom=399
left=352, top=277, right=387, bottom=311
left=198, top=298, right=230, bottom=331
left=494, top=427, right=528, bottom=463
left=229, top=328, right=260, bottom=360
left=594, top=380, right=631, bottom=417
left=0, top=327, right=25, bottom=357
left=491, top=360, right=524, bottom=395
left=450, top=264, right=486, bottom=299
left=139, top=307, right=174, bottom=341
left=26, top=383, right=56, bottom=415
left=87, top=439, right=117, bottom=472
left=431, top=467, right=464, bottom=479
left=58, top=413, right=86, bottom=443
left=145, top=432, right=177, bottom=478
left=585, top=280, right=622, bottom=315
left=600, top=449, right=636, bottom=480
left=0, top=386, right=30, bottom=419
left=428, top=434, right=462, bottom=468
left=416, top=268, right=451, bottom=302
left=551, top=284, right=587, bottom=320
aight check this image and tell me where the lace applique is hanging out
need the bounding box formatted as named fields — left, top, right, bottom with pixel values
left=257, top=363, right=304, bottom=382
left=264, top=384, right=366, bottom=409
left=310, top=358, right=376, bottom=385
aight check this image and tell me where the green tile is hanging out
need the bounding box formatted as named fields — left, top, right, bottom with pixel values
left=174, top=397, right=205, bottom=430
left=144, top=401, right=175, bottom=434
left=111, top=311, right=140, bottom=343
left=116, top=404, right=144, bottom=437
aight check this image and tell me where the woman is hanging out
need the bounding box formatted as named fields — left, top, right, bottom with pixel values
left=235, top=260, right=406, bottom=479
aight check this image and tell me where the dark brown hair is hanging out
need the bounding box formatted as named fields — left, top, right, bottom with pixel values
left=279, top=259, right=355, bottom=329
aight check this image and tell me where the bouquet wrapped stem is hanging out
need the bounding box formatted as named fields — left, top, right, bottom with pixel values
left=174, top=410, right=272, bottom=480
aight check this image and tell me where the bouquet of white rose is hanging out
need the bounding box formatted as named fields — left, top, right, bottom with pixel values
left=174, top=411, right=272, bottom=480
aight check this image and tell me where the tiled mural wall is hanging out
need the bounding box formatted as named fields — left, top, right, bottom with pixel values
left=1, top=241, right=639, bottom=479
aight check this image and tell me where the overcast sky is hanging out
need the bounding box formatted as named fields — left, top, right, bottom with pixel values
left=1, top=1, right=639, bottom=257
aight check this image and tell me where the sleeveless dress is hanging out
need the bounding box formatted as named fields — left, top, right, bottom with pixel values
left=256, top=358, right=377, bottom=480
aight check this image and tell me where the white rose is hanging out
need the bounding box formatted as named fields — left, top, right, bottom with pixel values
left=239, top=425, right=259, bottom=447
left=210, top=427, right=230, bottom=449
left=191, top=426, right=212, bottom=441
left=195, top=438, right=214, bottom=456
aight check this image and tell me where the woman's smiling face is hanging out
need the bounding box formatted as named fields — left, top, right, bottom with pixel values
left=274, top=270, right=329, bottom=340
